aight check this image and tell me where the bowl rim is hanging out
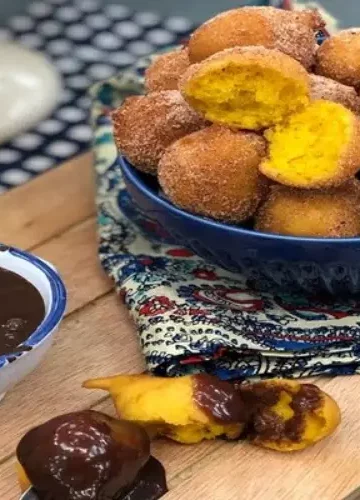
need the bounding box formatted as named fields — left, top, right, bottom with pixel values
left=20, top=486, right=38, bottom=500
left=0, top=246, right=67, bottom=368
left=121, top=157, right=360, bottom=246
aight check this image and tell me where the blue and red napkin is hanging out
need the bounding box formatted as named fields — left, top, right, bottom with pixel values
left=91, top=1, right=360, bottom=381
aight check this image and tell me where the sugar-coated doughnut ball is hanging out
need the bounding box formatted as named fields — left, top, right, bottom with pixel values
left=261, top=100, right=360, bottom=189
left=158, top=125, right=268, bottom=223
left=112, top=90, right=207, bottom=175
left=145, top=47, right=191, bottom=92
left=310, top=74, right=360, bottom=114
left=188, top=7, right=324, bottom=69
left=181, top=46, right=310, bottom=131
left=255, top=183, right=360, bottom=238
left=315, top=29, right=360, bottom=88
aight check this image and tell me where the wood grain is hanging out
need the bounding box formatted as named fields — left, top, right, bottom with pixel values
left=0, top=152, right=94, bottom=249
left=2, top=151, right=360, bottom=500
left=0, top=458, right=18, bottom=500
left=163, top=378, right=360, bottom=500
left=0, top=294, right=144, bottom=462
left=34, top=217, right=113, bottom=314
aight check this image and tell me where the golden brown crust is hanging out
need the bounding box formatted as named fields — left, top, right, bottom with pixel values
left=266, top=8, right=322, bottom=70
left=112, top=90, right=207, bottom=175
left=293, top=8, right=325, bottom=31
left=189, top=8, right=274, bottom=64
left=255, top=183, right=360, bottom=238
left=158, top=125, right=268, bottom=223
left=188, top=7, right=322, bottom=69
left=144, top=48, right=191, bottom=92
left=315, top=29, right=360, bottom=87
left=309, top=74, right=360, bottom=114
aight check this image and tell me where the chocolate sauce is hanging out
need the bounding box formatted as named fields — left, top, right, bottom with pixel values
left=193, top=374, right=250, bottom=423
left=17, top=411, right=151, bottom=500
left=236, top=382, right=280, bottom=412
left=285, top=384, right=323, bottom=442
left=290, top=384, right=322, bottom=413
left=117, top=456, right=168, bottom=500
left=237, top=382, right=323, bottom=443
left=253, top=409, right=285, bottom=441
left=0, top=268, right=45, bottom=356
left=284, top=413, right=306, bottom=442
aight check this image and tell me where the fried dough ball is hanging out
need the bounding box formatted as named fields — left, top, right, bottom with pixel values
left=83, top=374, right=248, bottom=444
left=310, top=74, right=360, bottom=114
left=16, top=411, right=150, bottom=500
left=255, top=183, right=360, bottom=238
left=180, top=47, right=310, bottom=130
left=112, top=90, right=206, bottom=175
left=315, top=29, right=360, bottom=88
left=158, top=126, right=268, bottom=223
left=145, top=47, right=191, bottom=92
left=260, top=100, right=360, bottom=189
left=188, top=7, right=324, bottom=69
left=238, top=379, right=341, bottom=452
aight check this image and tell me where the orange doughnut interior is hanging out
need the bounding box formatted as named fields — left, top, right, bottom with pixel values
left=261, top=100, right=353, bottom=188
left=83, top=374, right=244, bottom=444
left=182, top=60, right=309, bottom=130
left=16, top=460, right=31, bottom=493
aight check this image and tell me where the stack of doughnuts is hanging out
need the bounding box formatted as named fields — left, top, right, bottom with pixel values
left=113, top=6, right=360, bottom=238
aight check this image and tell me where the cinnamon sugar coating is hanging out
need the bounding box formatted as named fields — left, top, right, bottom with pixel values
left=310, top=74, right=360, bottom=114
left=315, top=29, right=360, bottom=88
left=188, top=7, right=324, bottom=69
left=113, top=90, right=207, bottom=175
left=145, top=48, right=191, bottom=92
left=158, top=125, right=268, bottom=223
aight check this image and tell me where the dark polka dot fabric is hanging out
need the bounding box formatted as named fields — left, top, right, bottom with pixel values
left=0, top=0, right=194, bottom=191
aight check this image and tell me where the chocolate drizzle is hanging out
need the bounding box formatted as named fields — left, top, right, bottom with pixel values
left=237, top=382, right=323, bottom=443
left=285, top=384, right=323, bottom=442
left=291, top=384, right=322, bottom=413
left=193, top=376, right=324, bottom=443
left=253, top=409, right=285, bottom=441
left=193, top=374, right=249, bottom=423
left=236, top=381, right=280, bottom=411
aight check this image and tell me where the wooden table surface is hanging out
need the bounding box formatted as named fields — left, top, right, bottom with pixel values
left=1, top=153, right=360, bottom=500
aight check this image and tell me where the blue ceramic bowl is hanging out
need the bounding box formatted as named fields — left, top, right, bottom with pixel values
left=120, top=157, right=360, bottom=296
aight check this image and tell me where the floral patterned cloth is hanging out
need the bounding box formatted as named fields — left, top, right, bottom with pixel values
left=91, top=29, right=360, bottom=382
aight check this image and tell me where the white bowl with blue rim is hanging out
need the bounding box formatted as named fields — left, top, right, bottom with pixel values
left=0, top=245, right=66, bottom=402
